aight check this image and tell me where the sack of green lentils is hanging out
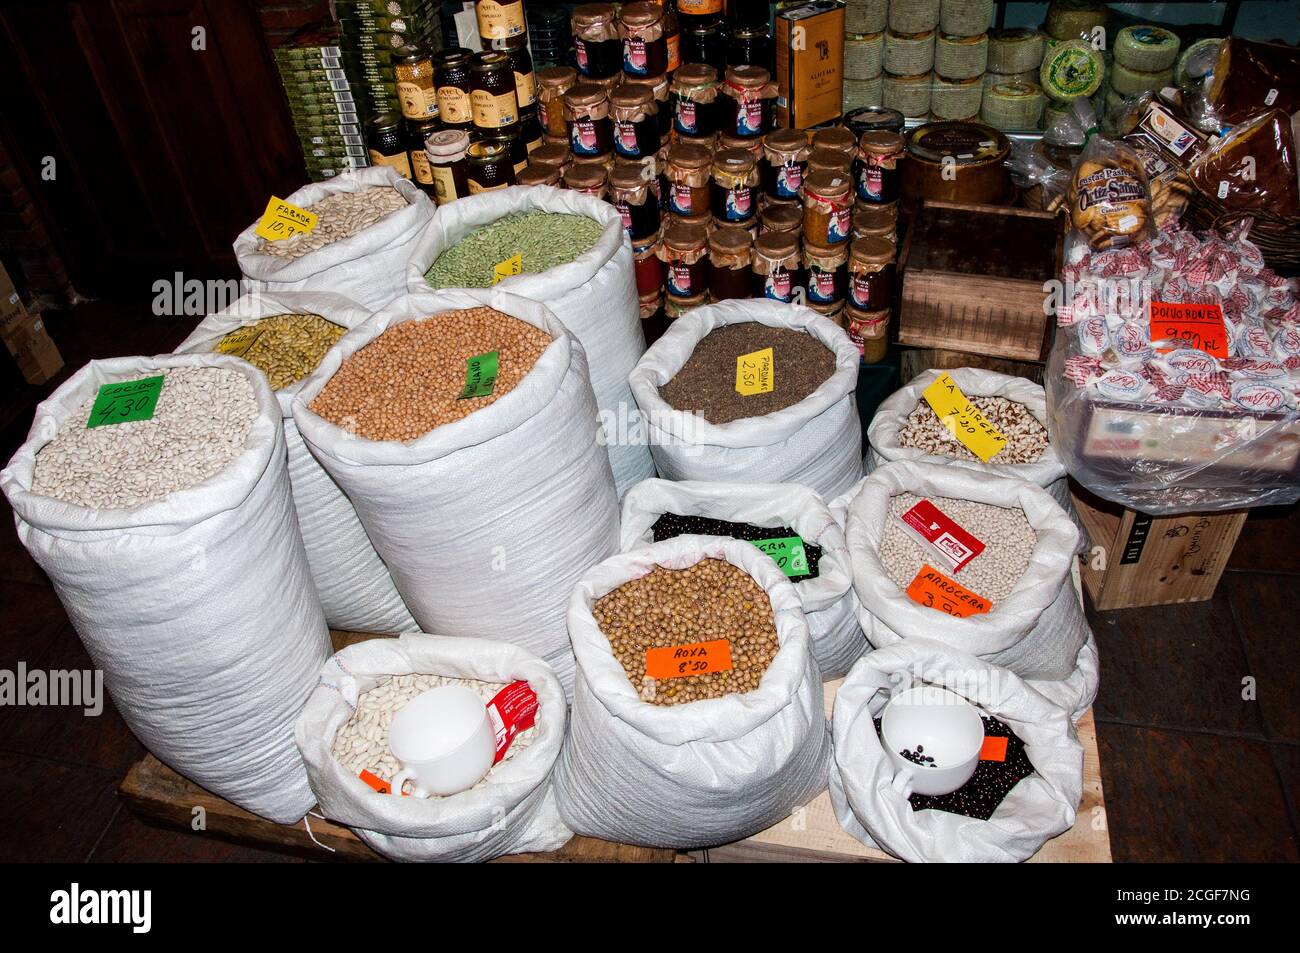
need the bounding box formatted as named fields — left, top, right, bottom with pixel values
left=409, top=187, right=653, bottom=497
left=555, top=535, right=832, bottom=848
left=175, top=291, right=417, bottom=634
left=295, top=633, right=572, bottom=863
left=628, top=299, right=864, bottom=500
left=233, top=167, right=434, bottom=311
left=618, top=478, right=868, bottom=679
left=830, top=638, right=1084, bottom=862
left=0, top=354, right=332, bottom=823
left=290, top=289, right=620, bottom=695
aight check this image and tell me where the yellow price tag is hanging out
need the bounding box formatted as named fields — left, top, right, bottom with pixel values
left=735, top=347, right=775, bottom=396
left=254, top=196, right=318, bottom=242
left=492, top=253, right=523, bottom=284
left=921, top=372, right=1008, bottom=463
left=213, top=325, right=264, bottom=358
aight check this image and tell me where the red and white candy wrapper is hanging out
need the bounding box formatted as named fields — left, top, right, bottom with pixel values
left=1231, top=380, right=1289, bottom=414
left=1063, top=355, right=1105, bottom=387
left=1093, top=368, right=1152, bottom=402
left=1078, top=316, right=1112, bottom=356
left=1111, top=321, right=1153, bottom=360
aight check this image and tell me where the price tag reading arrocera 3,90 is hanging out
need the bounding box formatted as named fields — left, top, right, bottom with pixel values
left=457, top=350, right=499, bottom=399
left=905, top=564, right=991, bottom=618
left=86, top=376, right=165, bottom=429
left=253, top=196, right=318, bottom=242
left=921, top=372, right=1008, bottom=463
left=644, top=639, right=734, bottom=680
left=735, top=346, right=774, bottom=396
left=751, top=536, right=809, bottom=577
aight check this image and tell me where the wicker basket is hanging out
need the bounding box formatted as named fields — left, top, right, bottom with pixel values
left=1182, top=196, right=1300, bottom=273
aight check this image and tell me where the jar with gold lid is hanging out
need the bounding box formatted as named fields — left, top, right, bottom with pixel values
left=847, top=236, right=897, bottom=311
left=707, top=226, right=754, bottom=301
left=762, top=129, right=811, bottom=202
left=802, top=170, right=853, bottom=246
left=477, top=126, right=528, bottom=175
left=465, top=139, right=516, bottom=192
left=710, top=148, right=759, bottom=225
left=719, top=66, right=775, bottom=138
left=751, top=231, right=802, bottom=302
left=565, top=83, right=614, bottom=158
left=665, top=142, right=712, bottom=217
left=394, top=45, right=439, bottom=121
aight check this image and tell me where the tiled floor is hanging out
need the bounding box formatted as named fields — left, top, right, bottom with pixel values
left=1, top=300, right=1297, bottom=862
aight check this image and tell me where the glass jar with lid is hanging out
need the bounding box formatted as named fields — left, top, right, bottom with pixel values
left=609, top=163, right=660, bottom=241
left=517, top=106, right=544, bottom=152
left=620, top=2, right=669, bottom=78
left=760, top=201, right=803, bottom=236
left=367, top=112, right=413, bottom=178
left=761, top=128, right=811, bottom=201
left=708, top=226, right=754, bottom=301
left=434, top=48, right=475, bottom=129
left=855, top=130, right=905, bottom=203
left=470, top=51, right=519, bottom=130
left=394, top=45, right=439, bottom=121
left=565, top=84, right=614, bottom=159
left=803, top=241, right=849, bottom=306
left=537, top=66, right=578, bottom=141
left=665, top=291, right=706, bottom=320
left=618, top=153, right=666, bottom=207
left=465, top=139, right=516, bottom=192
left=477, top=127, right=529, bottom=175
left=807, top=145, right=852, bottom=177
left=727, top=26, right=772, bottom=71
left=571, top=4, right=622, bottom=80
left=406, top=117, right=440, bottom=195
left=684, top=17, right=728, bottom=72
left=847, top=236, right=897, bottom=311
left=475, top=0, right=526, bottom=42
left=844, top=302, right=890, bottom=362
left=659, top=222, right=710, bottom=299
left=710, top=148, right=759, bottom=225
left=812, top=126, right=858, bottom=159
left=676, top=0, right=724, bottom=28
left=622, top=73, right=672, bottom=144
left=632, top=232, right=665, bottom=300
left=719, top=66, right=774, bottom=138
left=493, top=35, right=537, bottom=111
left=852, top=200, right=899, bottom=239
left=563, top=161, right=609, bottom=200
left=670, top=64, right=719, bottom=139
left=664, top=142, right=712, bottom=217
left=610, top=85, right=659, bottom=160
left=802, top=170, right=853, bottom=246
left=517, top=163, right=562, bottom=187
left=531, top=141, right=571, bottom=170
left=718, top=130, right=763, bottom=161
left=751, top=231, right=803, bottom=302
left=425, top=129, right=471, bottom=205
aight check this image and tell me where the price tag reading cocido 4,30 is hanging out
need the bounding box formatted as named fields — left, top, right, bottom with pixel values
left=1149, top=300, right=1230, bottom=358
left=253, top=196, right=317, bottom=242
left=920, top=372, right=1008, bottom=463
left=86, top=376, right=165, bottom=429
left=735, top=347, right=774, bottom=396
left=645, top=639, right=734, bottom=680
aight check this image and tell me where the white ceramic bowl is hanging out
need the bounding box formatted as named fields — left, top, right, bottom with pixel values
left=880, top=685, right=985, bottom=797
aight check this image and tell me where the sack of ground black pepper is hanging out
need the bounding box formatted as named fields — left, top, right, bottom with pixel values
left=291, top=289, right=619, bottom=695
left=830, top=638, right=1084, bottom=862
left=174, top=291, right=415, bottom=634
left=1, top=354, right=332, bottom=823
left=555, top=535, right=832, bottom=848
left=409, top=187, right=652, bottom=497
left=629, top=299, right=863, bottom=500
left=618, top=478, right=867, bottom=679
left=233, top=167, right=434, bottom=310
left=295, top=633, right=571, bottom=862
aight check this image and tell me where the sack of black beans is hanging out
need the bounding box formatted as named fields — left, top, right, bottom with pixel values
left=175, top=291, right=416, bottom=634
left=618, top=478, right=868, bottom=679
left=233, top=167, right=434, bottom=310
left=408, top=187, right=653, bottom=497
left=1, top=354, right=332, bottom=823
left=295, top=633, right=572, bottom=862
left=629, top=299, right=863, bottom=500
left=830, top=638, right=1084, bottom=862
left=291, top=289, right=620, bottom=695
left=555, top=535, right=832, bottom=848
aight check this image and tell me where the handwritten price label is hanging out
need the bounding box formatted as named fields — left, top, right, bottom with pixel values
left=457, top=350, right=499, bottom=399
left=735, top=347, right=775, bottom=396
left=492, top=253, right=523, bottom=284
left=86, top=376, right=165, bottom=429
left=254, top=196, right=317, bottom=242
left=213, top=324, right=264, bottom=358
left=1149, top=300, right=1229, bottom=358
left=644, top=638, right=734, bottom=680
left=905, top=564, right=991, bottom=618
left=921, top=373, right=1008, bottom=463
left=751, top=535, right=809, bottom=577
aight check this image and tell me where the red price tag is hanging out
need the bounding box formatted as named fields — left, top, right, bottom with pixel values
left=359, top=769, right=393, bottom=795
left=979, top=736, right=1008, bottom=762
left=905, top=565, right=992, bottom=618
left=1149, top=300, right=1229, bottom=358
left=487, top=680, right=538, bottom=765
left=645, top=639, right=734, bottom=680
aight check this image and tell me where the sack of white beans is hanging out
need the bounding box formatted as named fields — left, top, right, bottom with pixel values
left=554, top=535, right=831, bottom=848
left=628, top=299, right=864, bottom=500
left=618, top=478, right=867, bottom=679
left=233, top=167, right=434, bottom=310
left=291, top=289, right=620, bottom=694
left=0, top=354, right=331, bottom=823
left=175, top=291, right=416, bottom=634
left=295, top=633, right=572, bottom=862
left=830, top=638, right=1084, bottom=862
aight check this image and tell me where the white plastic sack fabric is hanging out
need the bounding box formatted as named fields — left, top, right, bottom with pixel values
left=555, top=535, right=831, bottom=848
left=618, top=478, right=867, bottom=679
left=408, top=186, right=652, bottom=496
left=1, top=354, right=331, bottom=823
left=843, top=461, right=1090, bottom=681
left=291, top=289, right=620, bottom=693
left=628, top=299, right=863, bottom=500
left=233, top=167, right=434, bottom=310
left=175, top=291, right=416, bottom=634
left=830, top=638, right=1084, bottom=862
left=295, top=633, right=572, bottom=862
left=1028, top=630, right=1099, bottom=723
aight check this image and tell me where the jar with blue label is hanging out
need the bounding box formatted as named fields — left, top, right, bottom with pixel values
left=802, top=170, right=853, bottom=246
left=751, top=231, right=803, bottom=302
left=620, top=2, right=669, bottom=78
left=565, top=83, right=614, bottom=158
left=610, top=85, right=659, bottom=159
left=804, top=241, right=848, bottom=306
left=659, top=222, right=710, bottom=298
left=671, top=64, right=720, bottom=138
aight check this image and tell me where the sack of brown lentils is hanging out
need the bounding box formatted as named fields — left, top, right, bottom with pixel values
left=295, top=633, right=572, bottom=862
left=175, top=291, right=416, bottom=634
left=408, top=187, right=653, bottom=497
left=555, top=535, right=832, bottom=848
left=1, top=354, right=332, bottom=823
left=233, top=167, right=434, bottom=311
left=629, top=299, right=864, bottom=500
left=618, top=478, right=868, bottom=680
left=290, top=289, right=620, bottom=695
left=830, top=638, right=1084, bottom=863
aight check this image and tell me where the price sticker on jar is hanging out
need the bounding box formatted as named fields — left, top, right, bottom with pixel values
left=735, top=346, right=774, bottom=396
left=905, top=565, right=991, bottom=618
left=645, top=639, right=734, bottom=679
left=920, top=372, right=1007, bottom=463
left=86, top=376, right=165, bottom=429
left=492, top=253, right=523, bottom=284
left=751, top=535, right=809, bottom=577
left=254, top=196, right=317, bottom=241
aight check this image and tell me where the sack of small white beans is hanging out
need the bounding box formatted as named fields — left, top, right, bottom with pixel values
left=0, top=354, right=331, bottom=823
left=830, top=638, right=1084, bottom=863
left=233, top=167, right=434, bottom=310
left=618, top=478, right=868, bottom=680
left=554, top=535, right=831, bottom=848
left=295, top=633, right=571, bottom=862
left=291, top=289, right=620, bottom=696
left=175, top=291, right=416, bottom=634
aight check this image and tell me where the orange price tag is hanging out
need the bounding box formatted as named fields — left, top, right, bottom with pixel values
left=979, top=736, right=1008, bottom=762
left=644, top=638, right=734, bottom=680
left=1149, top=300, right=1229, bottom=358
left=905, top=565, right=992, bottom=618
left=358, top=769, right=394, bottom=795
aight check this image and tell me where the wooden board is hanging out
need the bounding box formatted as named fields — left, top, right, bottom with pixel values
left=898, top=347, right=1045, bottom=386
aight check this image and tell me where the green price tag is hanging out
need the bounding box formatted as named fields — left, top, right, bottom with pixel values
left=751, top=535, right=809, bottom=577
left=457, top=350, right=499, bottom=399
left=86, top=376, right=165, bottom=429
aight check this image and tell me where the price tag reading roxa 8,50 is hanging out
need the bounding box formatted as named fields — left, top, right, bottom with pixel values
left=644, top=639, right=734, bottom=680
left=86, top=376, right=165, bottom=429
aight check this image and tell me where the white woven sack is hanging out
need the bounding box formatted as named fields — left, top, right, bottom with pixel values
left=843, top=461, right=1089, bottom=681
left=408, top=185, right=652, bottom=496
left=291, top=289, right=620, bottom=693
left=1, top=354, right=332, bottom=823
left=618, top=478, right=867, bottom=679
left=628, top=299, right=863, bottom=500
left=175, top=291, right=416, bottom=634
left=233, top=167, right=434, bottom=310
left=830, top=638, right=1083, bottom=862
left=554, top=535, right=831, bottom=848
left=295, top=633, right=572, bottom=862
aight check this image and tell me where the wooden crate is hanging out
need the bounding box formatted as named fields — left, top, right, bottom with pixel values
left=897, top=201, right=1063, bottom=362
left=898, top=346, right=1045, bottom=386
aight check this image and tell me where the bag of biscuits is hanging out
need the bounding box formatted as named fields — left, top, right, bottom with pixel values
left=1068, top=132, right=1156, bottom=250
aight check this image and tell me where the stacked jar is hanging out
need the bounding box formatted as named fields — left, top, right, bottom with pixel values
left=852, top=129, right=904, bottom=243
left=845, top=235, right=897, bottom=362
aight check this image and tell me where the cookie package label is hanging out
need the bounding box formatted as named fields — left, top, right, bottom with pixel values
left=644, top=638, right=734, bottom=679
left=899, top=499, right=986, bottom=573
left=254, top=196, right=317, bottom=241
left=920, top=372, right=1008, bottom=463
left=735, top=346, right=774, bottom=396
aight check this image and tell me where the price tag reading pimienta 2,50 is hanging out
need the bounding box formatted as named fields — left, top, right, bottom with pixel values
left=735, top=346, right=774, bottom=396
left=458, top=350, right=499, bottom=399
left=645, top=639, right=734, bottom=679
left=253, top=196, right=317, bottom=242
left=921, top=372, right=1007, bottom=463
left=86, top=376, right=165, bottom=429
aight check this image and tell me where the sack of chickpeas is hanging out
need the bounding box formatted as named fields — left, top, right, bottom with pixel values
left=0, top=354, right=332, bottom=823
left=555, top=535, right=832, bottom=848
left=830, top=638, right=1084, bottom=863
left=295, top=633, right=572, bottom=862
left=618, top=478, right=868, bottom=680
left=628, top=299, right=864, bottom=500
left=233, top=167, right=434, bottom=310
left=175, top=291, right=416, bottom=634
left=410, top=186, right=653, bottom=497
left=291, top=288, right=620, bottom=694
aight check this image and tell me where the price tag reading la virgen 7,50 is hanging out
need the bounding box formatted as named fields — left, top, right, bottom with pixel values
left=920, top=372, right=1007, bottom=463
left=254, top=196, right=318, bottom=242
left=735, top=346, right=774, bottom=396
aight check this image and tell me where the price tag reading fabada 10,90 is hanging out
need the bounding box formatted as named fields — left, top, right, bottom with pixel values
left=920, top=372, right=1008, bottom=463
left=254, top=196, right=318, bottom=242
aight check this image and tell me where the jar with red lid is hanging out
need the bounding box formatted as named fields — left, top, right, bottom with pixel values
left=566, top=83, right=614, bottom=158
left=671, top=64, right=719, bottom=139
left=803, top=241, right=848, bottom=306
left=751, top=231, right=803, bottom=302
left=761, top=129, right=810, bottom=202
left=620, top=2, right=669, bottom=78
left=710, top=148, right=759, bottom=225
left=665, top=142, right=712, bottom=217
left=659, top=222, right=710, bottom=298
left=610, top=85, right=659, bottom=160
left=854, top=131, right=905, bottom=203
left=847, top=237, right=897, bottom=311
left=719, top=66, right=775, bottom=138
left=571, top=4, right=622, bottom=80
left=610, top=163, right=660, bottom=241
left=563, top=161, right=609, bottom=200
left=708, top=226, right=754, bottom=301
left=802, top=171, right=853, bottom=246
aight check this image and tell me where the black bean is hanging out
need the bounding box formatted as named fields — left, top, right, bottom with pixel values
left=651, top=512, right=822, bottom=582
